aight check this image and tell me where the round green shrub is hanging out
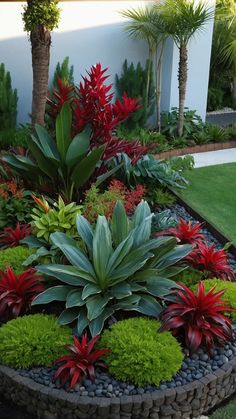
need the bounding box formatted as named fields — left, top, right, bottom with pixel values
left=173, top=268, right=204, bottom=288
left=0, top=246, right=35, bottom=275
left=192, top=279, right=236, bottom=323
left=99, top=317, right=183, bottom=387
left=0, top=314, right=72, bottom=368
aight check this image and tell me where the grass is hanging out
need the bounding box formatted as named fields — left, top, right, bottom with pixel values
left=210, top=397, right=236, bottom=418
left=178, top=163, right=236, bottom=244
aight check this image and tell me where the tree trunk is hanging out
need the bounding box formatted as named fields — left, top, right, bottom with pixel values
left=156, top=41, right=165, bottom=133
left=178, top=44, right=188, bottom=137
left=30, top=26, right=51, bottom=126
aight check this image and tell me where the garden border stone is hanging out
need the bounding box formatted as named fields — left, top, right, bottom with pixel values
left=0, top=359, right=236, bottom=419
left=154, top=141, right=236, bottom=160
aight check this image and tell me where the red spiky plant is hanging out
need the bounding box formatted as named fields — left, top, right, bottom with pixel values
left=159, top=218, right=205, bottom=245
left=161, top=281, right=234, bottom=353
left=54, top=333, right=109, bottom=388
left=0, top=223, right=31, bottom=248
left=0, top=267, right=44, bottom=319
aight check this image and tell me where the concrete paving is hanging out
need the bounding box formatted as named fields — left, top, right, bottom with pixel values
left=189, top=147, right=236, bottom=168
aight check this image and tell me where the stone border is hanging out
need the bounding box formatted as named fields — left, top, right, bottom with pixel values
left=154, top=141, right=236, bottom=160
left=0, top=359, right=236, bottom=419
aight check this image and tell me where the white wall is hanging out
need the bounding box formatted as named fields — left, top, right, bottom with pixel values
left=0, top=0, right=215, bottom=125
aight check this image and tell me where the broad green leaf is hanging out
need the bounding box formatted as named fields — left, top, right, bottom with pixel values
left=113, top=294, right=140, bottom=310
left=58, top=244, right=96, bottom=278
left=65, top=126, right=90, bottom=167
left=77, top=309, right=89, bottom=336
left=36, top=264, right=87, bottom=286
left=20, top=235, right=45, bottom=249
left=89, top=307, right=114, bottom=336
left=82, top=284, right=101, bottom=300
left=95, top=163, right=123, bottom=187
left=76, top=215, right=93, bottom=253
left=1, top=155, right=38, bottom=173
left=66, top=289, right=85, bottom=308
left=93, top=216, right=113, bottom=289
left=86, top=294, right=111, bottom=321
left=136, top=294, right=162, bottom=317
left=50, top=231, right=78, bottom=248
left=32, top=285, right=72, bottom=305
left=111, top=201, right=130, bottom=247
left=72, top=145, right=106, bottom=188
left=133, top=200, right=152, bottom=228
left=145, top=277, right=176, bottom=296
left=58, top=308, right=80, bottom=325
left=106, top=234, right=134, bottom=275
left=111, top=283, right=132, bottom=299
left=56, top=102, right=72, bottom=160
left=28, top=136, right=58, bottom=178
left=155, top=244, right=192, bottom=269
left=34, top=125, right=60, bottom=162
left=132, top=215, right=153, bottom=248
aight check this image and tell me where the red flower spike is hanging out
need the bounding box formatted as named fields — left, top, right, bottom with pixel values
left=0, top=223, right=31, bottom=248
left=161, top=281, right=235, bottom=353
left=0, top=267, right=44, bottom=319
left=54, top=332, right=109, bottom=389
left=159, top=218, right=205, bottom=245
left=187, top=242, right=234, bottom=281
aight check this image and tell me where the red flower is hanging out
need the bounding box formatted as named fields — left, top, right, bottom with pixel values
left=159, top=218, right=205, bottom=245
left=0, top=223, right=31, bottom=248
left=0, top=267, right=44, bottom=319
left=161, top=281, right=234, bottom=353
left=187, top=242, right=234, bottom=281
left=54, top=333, right=109, bottom=388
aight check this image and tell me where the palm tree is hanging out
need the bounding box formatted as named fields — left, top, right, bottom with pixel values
left=155, top=0, right=214, bottom=137
left=121, top=5, right=167, bottom=132
left=22, top=0, right=60, bottom=125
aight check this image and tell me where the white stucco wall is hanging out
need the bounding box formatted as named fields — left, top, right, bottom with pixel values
left=0, top=0, right=215, bottom=125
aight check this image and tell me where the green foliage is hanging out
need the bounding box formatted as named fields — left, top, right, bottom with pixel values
left=207, top=87, right=224, bottom=111
left=0, top=194, right=32, bottom=229
left=192, top=278, right=236, bottom=323
left=173, top=268, right=204, bottom=288
left=226, top=123, right=236, bottom=140
left=22, top=0, right=61, bottom=32
left=168, top=155, right=195, bottom=172
left=0, top=246, right=35, bottom=275
left=0, top=124, right=32, bottom=149
left=161, top=108, right=204, bottom=139
left=83, top=184, right=123, bottom=224
left=0, top=63, right=18, bottom=132
left=52, top=56, right=74, bottom=88
left=152, top=210, right=177, bottom=232
left=116, top=59, right=155, bottom=130
left=193, top=130, right=211, bottom=145
left=31, top=196, right=82, bottom=242
left=0, top=314, right=71, bottom=368
left=146, top=188, right=176, bottom=207
left=116, top=125, right=169, bottom=151
left=2, top=104, right=107, bottom=201
left=99, top=317, right=183, bottom=386
left=205, top=124, right=228, bottom=143
left=32, top=200, right=191, bottom=336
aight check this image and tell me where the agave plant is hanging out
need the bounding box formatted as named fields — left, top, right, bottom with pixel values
left=1, top=104, right=111, bottom=201
left=32, top=201, right=191, bottom=336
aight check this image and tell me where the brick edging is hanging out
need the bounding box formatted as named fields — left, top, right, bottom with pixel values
left=154, top=141, right=236, bottom=160
left=1, top=359, right=236, bottom=419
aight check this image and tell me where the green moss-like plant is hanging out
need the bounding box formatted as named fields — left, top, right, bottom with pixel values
left=0, top=314, right=72, bottom=368
left=192, top=278, right=236, bottom=323
left=22, top=0, right=60, bottom=32
left=173, top=268, right=204, bottom=288
left=99, top=317, right=183, bottom=386
left=0, top=246, right=35, bottom=275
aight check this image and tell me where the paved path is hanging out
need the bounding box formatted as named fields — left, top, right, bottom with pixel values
left=189, top=147, right=236, bottom=168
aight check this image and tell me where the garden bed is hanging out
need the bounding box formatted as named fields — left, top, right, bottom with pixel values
left=154, top=141, right=236, bottom=160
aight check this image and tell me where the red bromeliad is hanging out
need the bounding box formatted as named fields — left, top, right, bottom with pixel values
left=0, top=223, right=31, bottom=248
left=0, top=267, right=44, bottom=319
left=159, top=218, right=205, bottom=245
left=161, top=281, right=234, bottom=353
left=54, top=333, right=109, bottom=388
left=187, top=242, right=234, bottom=281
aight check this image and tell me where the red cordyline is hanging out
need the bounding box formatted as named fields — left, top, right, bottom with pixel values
left=0, top=223, right=31, bottom=248
left=187, top=242, right=234, bottom=281
left=158, top=218, right=205, bottom=245
left=161, top=281, right=234, bottom=353
left=0, top=266, right=44, bottom=319
left=54, top=333, right=109, bottom=388
left=108, top=179, right=146, bottom=215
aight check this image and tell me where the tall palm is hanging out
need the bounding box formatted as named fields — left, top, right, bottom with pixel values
left=121, top=5, right=166, bottom=132
left=155, top=0, right=214, bottom=137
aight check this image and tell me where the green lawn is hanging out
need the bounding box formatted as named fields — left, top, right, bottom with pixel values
left=178, top=163, right=236, bottom=244
left=210, top=398, right=236, bottom=418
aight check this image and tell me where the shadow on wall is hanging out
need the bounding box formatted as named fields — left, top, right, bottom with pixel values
left=0, top=23, right=152, bottom=125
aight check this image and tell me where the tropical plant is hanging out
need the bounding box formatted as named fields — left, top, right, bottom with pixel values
left=152, top=210, right=177, bottom=233
left=0, top=246, right=35, bottom=275
left=2, top=104, right=109, bottom=201
left=0, top=180, right=32, bottom=228
left=155, top=0, right=213, bottom=136
left=161, top=108, right=204, bottom=139
left=22, top=0, right=61, bottom=125
left=161, top=281, right=234, bottom=353
left=31, top=195, right=82, bottom=241
left=145, top=187, right=176, bottom=208
left=121, top=5, right=167, bottom=131
left=52, top=56, right=74, bottom=88
left=116, top=59, right=155, bottom=129
left=32, top=200, right=191, bottom=336
left=99, top=317, right=183, bottom=386
left=0, top=223, right=31, bottom=248
left=159, top=218, right=205, bottom=245
left=207, top=86, right=224, bottom=111
left=0, top=63, right=18, bottom=132
left=204, top=124, right=228, bottom=143
left=54, top=333, right=109, bottom=388
left=0, top=266, right=44, bottom=319
left=187, top=242, right=234, bottom=280
left=0, top=314, right=72, bottom=368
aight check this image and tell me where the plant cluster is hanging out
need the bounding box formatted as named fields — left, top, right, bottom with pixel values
left=0, top=180, right=32, bottom=228
left=52, top=56, right=74, bottom=88
left=22, top=0, right=61, bottom=32
left=0, top=246, right=35, bottom=275
left=0, top=223, right=31, bottom=248
left=0, top=63, right=18, bottom=133
left=0, top=314, right=72, bottom=368
left=99, top=317, right=184, bottom=386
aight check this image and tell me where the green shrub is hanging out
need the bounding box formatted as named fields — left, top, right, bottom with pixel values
left=173, top=268, right=204, bottom=288
left=52, top=56, right=74, bottom=88
left=0, top=246, right=35, bottom=275
left=161, top=108, right=204, bottom=139
left=99, top=317, right=183, bottom=386
left=0, top=63, right=18, bottom=132
left=22, top=0, right=60, bottom=32
left=145, top=188, right=176, bottom=207
left=207, top=87, right=224, bottom=111
left=0, top=314, right=72, bottom=368
left=226, top=123, right=236, bottom=141
left=204, top=124, right=228, bottom=143
left=192, top=279, right=236, bottom=323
